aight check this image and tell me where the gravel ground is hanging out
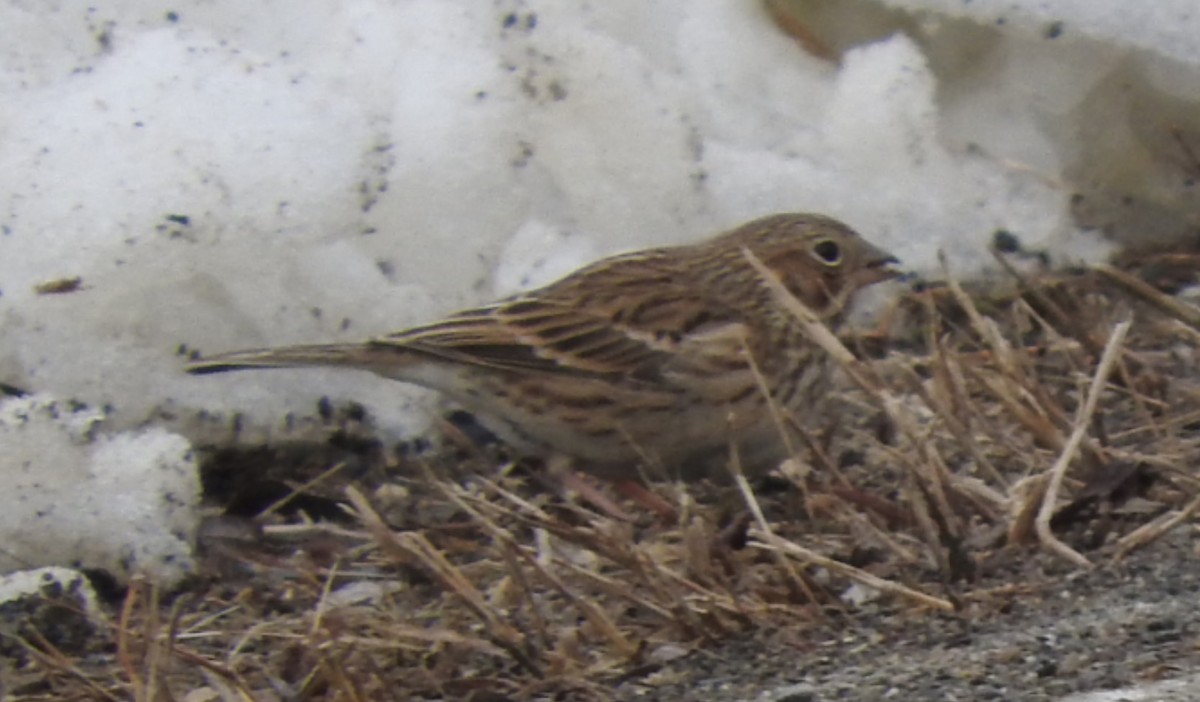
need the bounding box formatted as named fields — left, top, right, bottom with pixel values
left=614, top=528, right=1200, bottom=701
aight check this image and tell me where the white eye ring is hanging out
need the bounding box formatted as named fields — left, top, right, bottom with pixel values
left=811, top=239, right=843, bottom=266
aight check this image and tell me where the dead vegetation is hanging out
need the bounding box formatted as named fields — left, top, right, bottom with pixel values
left=9, top=249, right=1200, bottom=701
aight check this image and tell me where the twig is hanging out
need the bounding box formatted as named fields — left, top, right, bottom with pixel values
left=1034, top=320, right=1131, bottom=568
left=728, top=447, right=821, bottom=608
left=1097, top=263, right=1200, bottom=331
left=749, top=532, right=954, bottom=611
left=344, top=486, right=546, bottom=676
left=1112, top=490, right=1200, bottom=562
left=259, top=460, right=350, bottom=519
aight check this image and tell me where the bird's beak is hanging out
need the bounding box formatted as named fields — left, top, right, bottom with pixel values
left=856, top=246, right=902, bottom=287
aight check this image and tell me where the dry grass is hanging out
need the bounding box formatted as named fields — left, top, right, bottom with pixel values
left=10, top=251, right=1200, bottom=701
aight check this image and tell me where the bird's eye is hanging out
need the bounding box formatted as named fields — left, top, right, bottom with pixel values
left=811, top=239, right=842, bottom=266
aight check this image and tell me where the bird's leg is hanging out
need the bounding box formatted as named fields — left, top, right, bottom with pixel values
left=545, top=455, right=676, bottom=521
left=545, top=454, right=634, bottom=521
left=612, top=478, right=677, bottom=521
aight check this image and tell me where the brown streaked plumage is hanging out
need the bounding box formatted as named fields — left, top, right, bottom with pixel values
left=188, top=213, right=899, bottom=480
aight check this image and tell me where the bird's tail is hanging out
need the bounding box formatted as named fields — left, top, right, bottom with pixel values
left=186, top=343, right=406, bottom=375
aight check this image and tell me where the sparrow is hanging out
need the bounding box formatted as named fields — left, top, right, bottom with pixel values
left=188, top=213, right=899, bottom=483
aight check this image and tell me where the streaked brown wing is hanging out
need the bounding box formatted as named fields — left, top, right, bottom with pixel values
left=374, top=277, right=742, bottom=386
